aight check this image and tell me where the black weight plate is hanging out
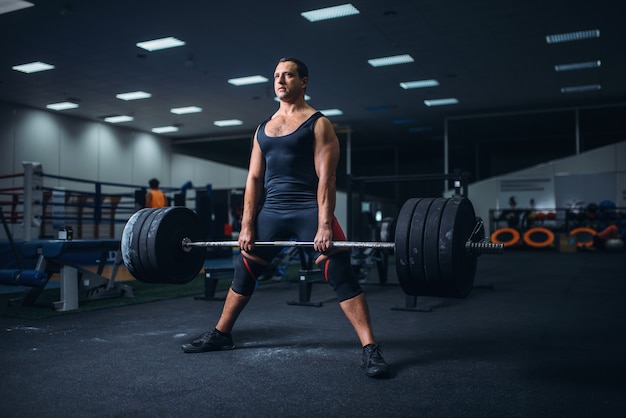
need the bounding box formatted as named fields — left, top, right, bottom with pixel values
left=406, top=198, right=435, bottom=295
left=121, top=208, right=158, bottom=282
left=137, top=208, right=165, bottom=282
left=394, top=198, right=421, bottom=295
left=422, top=198, right=448, bottom=288
left=147, top=207, right=206, bottom=284
left=438, top=197, right=477, bottom=298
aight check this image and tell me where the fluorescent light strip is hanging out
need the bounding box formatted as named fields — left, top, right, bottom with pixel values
left=12, top=61, right=55, bottom=73
left=104, top=115, right=134, bottom=123
left=561, top=85, right=601, bottom=94
left=424, top=98, right=458, bottom=107
left=368, top=54, right=414, bottom=67
left=546, top=29, right=600, bottom=44
left=228, top=75, right=269, bottom=86
left=171, top=106, right=202, bottom=115
left=0, top=0, right=34, bottom=15
left=409, top=127, right=432, bottom=133
left=214, top=119, right=243, bottom=127
left=136, top=37, right=185, bottom=51
left=275, top=95, right=311, bottom=102
left=393, top=119, right=417, bottom=125
left=301, top=3, right=359, bottom=22
left=400, top=79, right=439, bottom=89
left=320, top=109, right=343, bottom=117
left=554, top=60, right=601, bottom=72
left=152, top=126, right=179, bottom=134
left=46, top=102, right=79, bottom=111
left=116, top=91, right=152, bottom=101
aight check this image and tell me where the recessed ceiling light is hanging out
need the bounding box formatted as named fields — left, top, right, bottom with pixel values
left=554, top=60, right=601, bottom=72
left=116, top=91, right=152, bottom=101
left=136, top=36, right=186, bottom=51
left=0, top=0, right=34, bottom=15
left=12, top=61, right=55, bottom=73
left=104, top=115, right=134, bottom=123
left=301, top=3, right=359, bottom=22
left=152, top=126, right=179, bottom=134
left=275, top=95, right=311, bottom=102
left=561, top=84, right=601, bottom=93
left=368, top=54, right=414, bottom=67
left=424, top=98, right=458, bottom=106
left=546, top=29, right=600, bottom=44
left=400, top=79, right=440, bottom=89
left=214, top=119, right=243, bottom=127
left=46, top=101, right=78, bottom=111
left=228, top=75, right=269, bottom=86
left=320, top=109, right=343, bottom=117
left=393, top=119, right=418, bottom=125
left=170, top=106, right=202, bottom=115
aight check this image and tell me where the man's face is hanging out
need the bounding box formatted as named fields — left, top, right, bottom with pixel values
left=274, top=61, right=307, bottom=100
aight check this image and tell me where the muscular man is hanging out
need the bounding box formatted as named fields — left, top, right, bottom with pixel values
left=182, top=57, right=389, bottom=378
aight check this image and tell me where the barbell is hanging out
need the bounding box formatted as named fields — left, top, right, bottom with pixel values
left=121, top=197, right=503, bottom=299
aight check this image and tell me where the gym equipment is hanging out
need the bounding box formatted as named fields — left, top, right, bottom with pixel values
left=491, top=227, right=521, bottom=247
left=605, top=238, right=624, bottom=252
left=121, top=197, right=503, bottom=298
left=523, top=227, right=555, bottom=248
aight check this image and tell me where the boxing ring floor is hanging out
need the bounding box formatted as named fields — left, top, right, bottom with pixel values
left=1, top=250, right=625, bottom=417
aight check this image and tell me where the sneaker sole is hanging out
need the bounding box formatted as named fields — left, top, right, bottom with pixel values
left=181, top=344, right=235, bottom=353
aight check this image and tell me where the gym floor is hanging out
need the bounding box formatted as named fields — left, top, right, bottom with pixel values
left=1, top=250, right=624, bottom=417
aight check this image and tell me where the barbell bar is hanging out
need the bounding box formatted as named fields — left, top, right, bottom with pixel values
left=121, top=197, right=504, bottom=298
left=181, top=237, right=501, bottom=254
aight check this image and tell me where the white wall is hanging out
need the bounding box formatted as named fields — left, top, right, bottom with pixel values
left=0, top=102, right=349, bottom=239
left=466, top=141, right=626, bottom=231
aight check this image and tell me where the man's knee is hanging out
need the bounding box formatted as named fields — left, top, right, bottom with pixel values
left=317, top=251, right=362, bottom=302
left=231, top=255, right=267, bottom=296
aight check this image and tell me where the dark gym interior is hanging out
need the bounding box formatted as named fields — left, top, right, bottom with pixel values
left=1, top=1, right=625, bottom=417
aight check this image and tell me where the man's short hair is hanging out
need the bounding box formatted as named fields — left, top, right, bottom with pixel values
left=278, top=57, right=309, bottom=79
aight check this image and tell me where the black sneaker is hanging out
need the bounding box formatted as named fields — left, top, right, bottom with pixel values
left=181, top=329, right=235, bottom=353
left=361, top=344, right=390, bottom=378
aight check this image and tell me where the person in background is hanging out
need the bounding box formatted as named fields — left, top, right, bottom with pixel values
left=145, top=178, right=166, bottom=208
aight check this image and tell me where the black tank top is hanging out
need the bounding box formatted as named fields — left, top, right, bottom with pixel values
left=257, top=111, right=323, bottom=210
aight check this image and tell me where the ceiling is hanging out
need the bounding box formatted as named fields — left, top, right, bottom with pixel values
left=2, top=0, right=625, bottom=190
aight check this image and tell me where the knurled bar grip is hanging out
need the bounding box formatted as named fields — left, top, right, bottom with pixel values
left=181, top=238, right=503, bottom=254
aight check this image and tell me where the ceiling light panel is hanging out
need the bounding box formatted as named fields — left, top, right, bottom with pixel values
left=301, top=3, right=359, bottom=22
left=554, top=60, right=601, bottom=72
left=400, top=79, right=439, bottom=89
left=12, top=61, right=55, bottom=73
left=104, top=115, right=134, bottom=123
left=214, top=119, right=243, bottom=127
left=320, top=109, right=343, bottom=116
left=228, top=75, right=269, bottom=86
left=152, top=126, right=179, bottom=134
left=0, top=0, right=34, bottom=15
left=275, top=95, right=310, bottom=102
left=171, top=106, right=202, bottom=114
left=561, top=85, right=601, bottom=94
left=116, top=91, right=152, bottom=101
left=424, top=98, right=458, bottom=106
left=368, top=54, right=414, bottom=67
left=546, top=29, right=600, bottom=44
left=136, top=37, right=186, bottom=51
left=46, top=102, right=78, bottom=111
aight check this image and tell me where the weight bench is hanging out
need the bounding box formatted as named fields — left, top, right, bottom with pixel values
left=17, top=239, right=134, bottom=311
left=287, top=269, right=336, bottom=307
left=194, top=267, right=234, bottom=301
